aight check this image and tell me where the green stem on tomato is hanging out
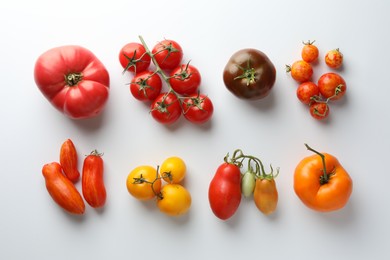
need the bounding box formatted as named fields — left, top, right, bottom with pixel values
left=304, top=143, right=330, bottom=185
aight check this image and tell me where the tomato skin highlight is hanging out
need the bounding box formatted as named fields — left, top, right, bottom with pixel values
left=42, top=162, right=85, bottom=214
left=34, top=45, right=110, bottom=119
left=82, top=151, right=106, bottom=208
left=294, top=152, right=353, bottom=212
left=59, top=139, right=80, bottom=182
left=208, top=163, right=242, bottom=220
left=253, top=178, right=278, bottom=215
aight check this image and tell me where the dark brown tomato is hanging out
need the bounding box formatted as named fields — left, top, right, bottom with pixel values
left=223, top=49, right=276, bottom=100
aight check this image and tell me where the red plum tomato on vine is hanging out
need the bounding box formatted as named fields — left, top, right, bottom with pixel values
left=297, top=82, right=320, bottom=105
left=182, top=94, right=214, bottom=124
left=119, top=42, right=151, bottom=73
left=318, top=72, right=346, bottom=101
left=152, top=40, right=183, bottom=70
left=34, top=45, right=110, bottom=119
left=169, top=64, right=201, bottom=96
left=130, top=71, right=162, bottom=101
left=286, top=60, right=313, bottom=83
left=150, top=92, right=182, bottom=124
left=223, top=48, right=276, bottom=100
left=301, top=41, right=319, bottom=63
left=325, top=49, right=343, bottom=69
left=309, top=102, right=329, bottom=120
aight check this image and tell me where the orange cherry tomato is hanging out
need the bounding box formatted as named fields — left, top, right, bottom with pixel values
left=126, top=166, right=162, bottom=200
left=156, top=184, right=191, bottom=216
left=286, top=60, right=313, bottom=83
left=82, top=150, right=106, bottom=208
left=301, top=40, right=319, bottom=63
left=42, top=162, right=85, bottom=214
left=59, top=139, right=80, bottom=182
left=325, top=48, right=343, bottom=69
left=294, top=144, right=353, bottom=212
left=253, top=178, right=278, bottom=215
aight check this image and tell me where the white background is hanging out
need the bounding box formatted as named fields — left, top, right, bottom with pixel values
left=1, top=0, right=389, bottom=259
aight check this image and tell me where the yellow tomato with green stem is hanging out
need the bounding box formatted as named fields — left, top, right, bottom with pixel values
left=159, top=156, right=186, bottom=184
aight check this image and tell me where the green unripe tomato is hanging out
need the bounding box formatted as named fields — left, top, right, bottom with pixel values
left=241, top=171, right=256, bottom=197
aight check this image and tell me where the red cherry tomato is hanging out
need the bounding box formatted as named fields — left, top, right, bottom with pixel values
left=325, top=48, right=343, bottom=69
left=130, top=71, right=162, bottom=101
left=309, top=102, right=330, bottom=120
left=318, top=72, right=346, bottom=101
left=34, top=45, right=110, bottom=119
left=169, top=64, right=201, bottom=96
left=286, top=60, right=313, bottom=83
left=296, top=82, right=320, bottom=105
left=150, top=92, right=182, bottom=124
left=182, top=94, right=214, bottom=124
left=152, top=40, right=183, bottom=70
left=301, top=40, right=319, bottom=63
left=119, top=42, right=151, bottom=73
left=208, top=163, right=242, bottom=220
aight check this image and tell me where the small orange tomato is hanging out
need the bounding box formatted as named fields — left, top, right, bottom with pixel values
left=60, top=139, right=80, bottom=182
left=294, top=144, right=353, bottom=212
left=325, top=48, right=343, bottom=69
left=42, top=162, right=85, bottom=214
left=82, top=150, right=106, bottom=208
left=253, top=178, right=278, bottom=215
left=286, top=60, right=313, bottom=83
left=157, top=184, right=191, bottom=216
left=309, top=102, right=330, bottom=120
left=301, top=40, right=319, bottom=63
left=126, top=166, right=161, bottom=200
left=159, top=156, right=186, bottom=184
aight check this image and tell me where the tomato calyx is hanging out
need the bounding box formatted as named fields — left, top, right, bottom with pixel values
left=181, top=92, right=207, bottom=113
left=122, top=50, right=149, bottom=74
left=304, top=144, right=335, bottom=185
left=88, top=149, right=103, bottom=157
left=65, top=72, right=83, bottom=87
left=170, top=61, right=193, bottom=81
left=234, top=59, right=257, bottom=86
left=302, top=40, right=316, bottom=46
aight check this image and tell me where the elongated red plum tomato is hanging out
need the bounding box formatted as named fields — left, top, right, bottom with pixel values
left=182, top=94, right=214, bottom=124
left=223, top=48, right=276, bottom=100
left=325, top=48, right=343, bottom=69
left=130, top=70, right=162, bottom=101
left=208, top=163, right=242, bottom=220
left=34, top=45, right=110, bottom=119
left=119, top=42, right=151, bottom=73
left=82, top=150, right=106, bottom=208
left=286, top=60, right=313, bottom=83
left=318, top=72, right=346, bottom=101
left=150, top=92, right=182, bottom=124
left=169, top=64, right=201, bottom=96
left=297, top=82, right=320, bottom=105
left=152, top=40, right=183, bottom=70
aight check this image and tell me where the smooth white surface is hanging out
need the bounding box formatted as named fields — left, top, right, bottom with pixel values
left=1, top=0, right=389, bottom=259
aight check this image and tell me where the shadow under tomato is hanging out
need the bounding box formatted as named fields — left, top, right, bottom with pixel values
left=67, top=110, right=107, bottom=132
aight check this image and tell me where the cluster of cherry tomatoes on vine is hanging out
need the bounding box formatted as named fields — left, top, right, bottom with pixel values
left=119, top=36, right=214, bottom=125
left=286, top=40, right=346, bottom=120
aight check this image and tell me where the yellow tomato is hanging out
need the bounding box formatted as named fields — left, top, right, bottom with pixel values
left=126, top=165, right=161, bottom=200
left=157, top=184, right=191, bottom=216
left=159, top=156, right=186, bottom=184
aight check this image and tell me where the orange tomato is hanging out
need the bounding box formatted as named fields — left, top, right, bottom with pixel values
left=286, top=60, right=313, bottom=83
left=159, top=156, right=186, bottom=184
left=294, top=144, right=353, bottom=212
left=301, top=40, right=319, bottom=63
left=42, top=162, right=85, bottom=214
left=253, top=178, right=278, bottom=215
left=126, top=166, right=161, bottom=200
left=59, top=139, right=80, bottom=182
left=157, top=184, right=191, bottom=216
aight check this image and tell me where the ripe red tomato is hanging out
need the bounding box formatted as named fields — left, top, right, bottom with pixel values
left=208, top=163, right=242, bottom=220
left=169, top=64, right=201, bottom=95
left=309, top=102, right=329, bottom=120
left=150, top=92, right=182, bottom=124
left=325, top=48, right=343, bottom=69
left=286, top=60, right=313, bottom=83
left=296, top=82, right=320, bottom=105
left=130, top=71, right=162, bottom=101
left=318, top=72, right=346, bottom=101
left=182, top=94, right=214, bottom=124
left=82, top=150, right=106, bottom=208
left=152, top=40, right=183, bottom=70
left=34, top=45, right=110, bottom=119
left=119, top=42, right=151, bottom=73
left=60, top=139, right=80, bottom=182
left=301, top=40, right=319, bottom=63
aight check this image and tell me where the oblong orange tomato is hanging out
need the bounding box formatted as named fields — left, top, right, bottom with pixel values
left=253, top=178, right=278, bottom=215
left=294, top=147, right=353, bottom=212
left=60, top=139, right=80, bottom=182
left=82, top=150, right=106, bottom=208
left=42, top=162, right=85, bottom=214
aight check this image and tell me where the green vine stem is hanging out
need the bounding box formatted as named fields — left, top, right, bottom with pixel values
left=304, top=143, right=333, bottom=185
